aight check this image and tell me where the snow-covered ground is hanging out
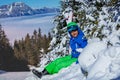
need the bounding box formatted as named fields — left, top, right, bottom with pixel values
left=25, top=38, right=120, bottom=80
left=0, top=72, right=30, bottom=80
left=25, top=63, right=86, bottom=80
left=0, top=13, right=56, bottom=44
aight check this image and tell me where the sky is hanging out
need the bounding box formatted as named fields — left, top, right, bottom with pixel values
left=0, top=0, right=61, bottom=8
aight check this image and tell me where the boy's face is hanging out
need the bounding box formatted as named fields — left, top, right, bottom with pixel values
left=70, top=30, right=78, bottom=37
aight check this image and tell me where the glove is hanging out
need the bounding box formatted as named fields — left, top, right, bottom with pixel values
left=76, top=60, right=79, bottom=64
left=71, top=50, right=80, bottom=58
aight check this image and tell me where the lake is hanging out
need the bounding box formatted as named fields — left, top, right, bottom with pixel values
left=0, top=13, right=57, bottom=45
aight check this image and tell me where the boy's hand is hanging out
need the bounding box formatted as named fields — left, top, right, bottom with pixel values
left=71, top=50, right=80, bottom=58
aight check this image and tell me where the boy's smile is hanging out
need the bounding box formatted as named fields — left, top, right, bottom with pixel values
left=71, top=30, right=78, bottom=37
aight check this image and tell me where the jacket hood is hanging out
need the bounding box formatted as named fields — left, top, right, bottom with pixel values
left=69, top=27, right=83, bottom=39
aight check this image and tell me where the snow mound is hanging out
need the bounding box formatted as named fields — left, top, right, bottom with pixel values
left=25, top=63, right=86, bottom=80
left=78, top=38, right=120, bottom=80
left=78, top=40, right=107, bottom=71
left=87, top=46, right=120, bottom=80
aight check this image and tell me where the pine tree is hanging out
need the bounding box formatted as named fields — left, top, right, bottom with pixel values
left=62, top=0, right=120, bottom=45
left=46, top=0, right=120, bottom=62
left=45, top=0, right=73, bottom=60
left=37, top=28, right=42, bottom=49
left=0, top=25, right=23, bottom=71
left=14, top=40, right=21, bottom=59
left=48, top=32, right=52, bottom=42
left=80, top=0, right=120, bottom=45
left=13, top=28, right=51, bottom=66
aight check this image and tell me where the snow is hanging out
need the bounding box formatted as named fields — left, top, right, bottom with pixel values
left=49, top=37, right=56, bottom=47
left=78, top=39, right=107, bottom=71
left=25, top=37, right=120, bottom=80
left=0, top=72, right=30, bottom=80
left=62, top=7, right=73, bottom=24
left=87, top=46, right=120, bottom=80
left=9, top=5, right=13, bottom=13
left=86, top=15, right=95, bottom=21
left=107, top=29, right=120, bottom=46
left=77, top=38, right=120, bottom=80
left=25, top=63, right=86, bottom=80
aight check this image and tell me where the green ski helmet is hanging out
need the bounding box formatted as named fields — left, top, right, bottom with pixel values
left=67, top=22, right=78, bottom=32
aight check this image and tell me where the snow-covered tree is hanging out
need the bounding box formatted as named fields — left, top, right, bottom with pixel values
left=62, top=0, right=120, bottom=45
left=81, top=0, right=120, bottom=45
left=39, top=0, right=119, bottom=66
left=25, top=0, right=120, bottom=80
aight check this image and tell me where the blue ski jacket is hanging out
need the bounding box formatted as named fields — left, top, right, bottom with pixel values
left=69, top=27, right=88, bottom=58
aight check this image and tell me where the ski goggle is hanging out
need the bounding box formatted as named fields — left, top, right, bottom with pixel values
left=67, top=25, right=78, bottom=32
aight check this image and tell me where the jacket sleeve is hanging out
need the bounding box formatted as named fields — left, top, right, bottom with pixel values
left=74, top=32, right=88, bottom=48
left=70, top=38, right=80, bottom=58
left=69, top=38, right=76, bottom=51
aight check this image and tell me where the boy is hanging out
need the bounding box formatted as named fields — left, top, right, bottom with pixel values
left=32, top=22, right=87, bottom=78
left=67, top=22, right=87, bottom=58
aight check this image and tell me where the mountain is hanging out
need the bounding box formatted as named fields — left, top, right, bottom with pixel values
left=0, top=2, right=34, bottom=18
left=0, top=2, right=59, bottom=18
left=34, top=7, right=60, bottom=14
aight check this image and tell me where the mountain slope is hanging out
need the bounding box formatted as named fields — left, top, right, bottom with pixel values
left=0, top=2, right=59, bottom=18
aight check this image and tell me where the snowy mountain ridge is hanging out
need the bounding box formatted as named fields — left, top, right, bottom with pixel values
left=0, top=2, right=59, bottom=18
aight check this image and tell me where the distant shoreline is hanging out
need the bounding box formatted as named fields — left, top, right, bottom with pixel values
left=0, top=12, right=58, bottom=20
